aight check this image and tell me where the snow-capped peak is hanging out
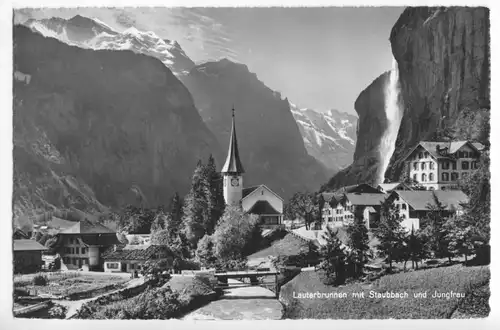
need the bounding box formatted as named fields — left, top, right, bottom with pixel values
left=91, top=17, right=117, bottom=33
left=289, top=100, right=358, bottom=171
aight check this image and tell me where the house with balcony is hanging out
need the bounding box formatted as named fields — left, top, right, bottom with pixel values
left=403, top=140, right=483, bottom=190
left=53, top=220, right=121, bottom=270
left=377, top=182, right=412, bottom=193
left=386, top=190, right=469, bottom=231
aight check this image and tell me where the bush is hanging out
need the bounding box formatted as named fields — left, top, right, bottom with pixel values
left=48, top=304, right=67, bottom=319
left=32, top=274, right=48, bottom=286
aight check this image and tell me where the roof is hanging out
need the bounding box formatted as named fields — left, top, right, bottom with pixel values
left=59, top=220, right=116, bottom=235
left=221, top=110, right=245, bottom=174
left=333, top=183, right=380, bottom=195
left=102, top=245, right=174, bottom=261
left=14, top=239, right=47, bottom=251
left=247, top=200, right=281, bottom=215
left=393, top=190, right=469, bottom=211
left=13, top=228, right=29, bottom=239
left=345, top=193, right=388, bottom=206
left=47, top=217, right=77, bottom=230
left=78, top=234, right=121, bottom=246
left=242, top=184, right=284, bottom=201
left=472, top=142, right=485, bottom=151
left=242, top=186, right=260, bottom=199
left=377, top=182, right=411, bottom=192
left=405, top=140, right=482, bottom=161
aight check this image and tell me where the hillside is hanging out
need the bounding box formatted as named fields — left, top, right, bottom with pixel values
left=290, top=104, right=357, bottom=172
left=180, top=59, right=329, bottom=199
left=13, top=25, right=220, bottom=221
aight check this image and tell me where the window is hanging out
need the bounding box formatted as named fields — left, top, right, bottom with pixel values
left=473, top=161, right=479, bottom=169
left=421, top=173, right=427, bottom=182
left=421, top=162, right=426, bottom=170
left=401, top=204, right=407, bottom=210
left=429, top=187, right=435, bottom=190
left=462, top=161, right=469, bottom=170
left=413, top=162, right=418, bottom=171
left=442, top=172, right=449, bottom=181
left=429, top=162, right=435, bottom=170
left=451, top=172, right=459, bottom=181
left=429, top=173, right=434, bottom=181
left=413, top=174, right=417, bottom=181
left=81, top=248, right=86, bottom=255
left=452, top=162, right=457, bottom=170
left=107, top=262, right=119, bottom=269
left=76, top=247, right=80, bottom=254
left=419, top=152, right=423, bottom=159
left=442, top=162, right=450, bottom=170
left=424, top=152, right=429, bottom=158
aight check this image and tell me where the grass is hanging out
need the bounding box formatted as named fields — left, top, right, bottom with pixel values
left=14, top=272, right=128, bottom=297
left=280, top=264, right=490, bottom=319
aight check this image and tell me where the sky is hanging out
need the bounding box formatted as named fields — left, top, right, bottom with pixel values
left=14, top=7, right=405, bottom=115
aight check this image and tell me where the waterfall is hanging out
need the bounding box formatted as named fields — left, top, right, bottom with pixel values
left=378, top=58, right=403, bottom=184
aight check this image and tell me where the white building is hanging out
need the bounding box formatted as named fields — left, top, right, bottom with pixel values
left=403, top=141, right=483, bottom=190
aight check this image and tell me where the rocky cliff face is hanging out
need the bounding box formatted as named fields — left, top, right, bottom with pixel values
left=290, top=104, right=357, bottom=172
left=180, top=59, right=328, bottom=199
left=323, top=7, right=489, bottom=191
left=322, top=72, right=390, bottom=189
left=13, top=25, right=220, bottom=220
left=387, top=6, right=490, bottom=179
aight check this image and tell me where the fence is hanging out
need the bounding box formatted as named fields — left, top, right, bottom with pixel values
left=14, top=271, right=81, bottom=285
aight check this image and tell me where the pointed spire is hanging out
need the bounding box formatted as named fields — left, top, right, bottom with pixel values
left=221, top=106, right=245, bottom=174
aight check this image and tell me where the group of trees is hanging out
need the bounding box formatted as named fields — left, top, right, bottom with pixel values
left=116, top=154, right=263, bottom=272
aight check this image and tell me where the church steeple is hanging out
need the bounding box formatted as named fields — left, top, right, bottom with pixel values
left=221, top=106, right=245, bottom=206
left=221, top=106, right=245, bottom=174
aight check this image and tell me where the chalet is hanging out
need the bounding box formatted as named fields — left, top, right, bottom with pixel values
left=403, top=140, right=483, bottom=190
left=321, top=184, right=384, bottom=228
left=102, top=245, right=175, bottom=273
left=377, top=182, right=412, bottom=193
left=53, top=220, right=120, bottom=271
left=220, top=108, right=284, bottom=228
left=387, top=190, right=469, bottom=231
left=13, top=239, right=47, bottom=273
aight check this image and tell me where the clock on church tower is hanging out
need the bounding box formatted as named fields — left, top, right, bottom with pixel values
left=221, top=107, right=245, bottom=206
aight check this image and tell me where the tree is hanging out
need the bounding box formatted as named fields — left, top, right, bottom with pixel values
left=151, top=229, right=171, bottom=246
left=405, top=224, right=426, bottom=270
left=319, top=226, right=347, bottom=285
left=150, top=212, right=166, bottom=233
left=168, top=192, right=183, bottom=233
left=212, top=205, right=259, bottom=263
left=345, top=214, right=372, bottom=277
left=421, top=192, right=451, bottom=260
left=116, top=232, right=129, bottom=245
left=195, top=235, right=217, bottom=268
left=286, top=192, right=320, bottom=230
left=444, top=216, right=475, bottom=263
left=374, top=198, right=407, bottom=270
left=182, top=160, right=211, bottom=248
left=204, top=155, right=226, bottom=235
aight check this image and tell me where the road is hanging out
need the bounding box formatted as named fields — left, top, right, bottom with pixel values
left=182, top=279, right=283, bottom=320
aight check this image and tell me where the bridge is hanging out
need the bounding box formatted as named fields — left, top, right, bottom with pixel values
left=214, top=270, right=280, bottom=298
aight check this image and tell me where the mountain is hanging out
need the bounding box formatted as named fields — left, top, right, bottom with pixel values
left=322, top=7, right=490, bottom=191
left=13, top=25, right=220, bottom=222
left=179, top=59, right=329, bottom=199
left=24, top=15, right=195, bottom=75
left=289, top=104, right=357, bottom=171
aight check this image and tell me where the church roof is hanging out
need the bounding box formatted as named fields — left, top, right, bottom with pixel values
left=247, top=200, right=281, bottom=215
left=242, top=186, right=260, bottom=198
left=221, top=108, right=245, bottom=174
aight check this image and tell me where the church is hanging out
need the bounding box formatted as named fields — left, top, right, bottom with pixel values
left=221, top=108, right=284, bottom=228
